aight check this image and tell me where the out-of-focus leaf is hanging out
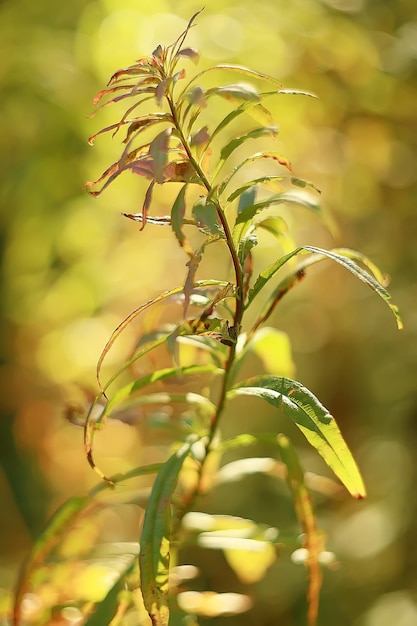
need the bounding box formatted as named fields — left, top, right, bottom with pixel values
left=139, top=440, right=195, bottom=626
left=228, top=375, right=367, bottom=498
left=82, top=558, right=136, bottom=626
left=13, top=497, right=89, bottom=625
left=224, top=544, right=277, bottom=584
left=235, top=192, right=321, bottom=231
left=205, top=83, right=260, bottom=102
left=233, top=327, right=295, bottom=381
left=277, top=88, right=318, bottom=98
left=98, top=364, right=220, bottom=423
left=178, top=64, right=283, bottom=104
left=176, top=47, right=200, bottom=64
left=277, top=434, right=324, bottom=626
left=177, top=591, right=252, bottom=617
left=150, top=129, right=171, bottom=183
left=192, top=196, right=222, bottom=235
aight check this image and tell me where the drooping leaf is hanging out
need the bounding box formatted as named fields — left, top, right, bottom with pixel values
left=96, top=280, right=230, bottom=390
left=176, top=47, right=200, bottom=64
left=228, top=375, right=367, bottom=498
left=200, top=101, right=271, bottom=157
left=98, top=364, right=220, bottom=424
left=234, top=192, right=321, bottom=233
left=178, top=64, right=283, bottom=104
left=303, top=246, right=403, bottom=329
left=139, top=440, right=196, bottom=626
left=277, top=434, right=323, bottom=626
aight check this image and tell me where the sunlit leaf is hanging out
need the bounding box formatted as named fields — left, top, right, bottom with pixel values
left=140, top=440, right=196, bottom=626
left=177, top=591, right=252, bottom=617
left=303, top=246, right=403, bottom=329
left=228, top=375, right=367, bottom=498
left=82, top=559, right=136, bottom=626
left=205, top=83, right=260, bottom=102
left=278, top=88, right=318, bottom=98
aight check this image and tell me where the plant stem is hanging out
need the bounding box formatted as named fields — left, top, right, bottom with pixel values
left=166, top=92, right=245, bottom=487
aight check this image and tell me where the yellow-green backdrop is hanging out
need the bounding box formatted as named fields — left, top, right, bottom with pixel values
left=1, top=1, right=416, bottom=624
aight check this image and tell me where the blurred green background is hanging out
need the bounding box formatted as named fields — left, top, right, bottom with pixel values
left=1, top=0, right=416, bottom=624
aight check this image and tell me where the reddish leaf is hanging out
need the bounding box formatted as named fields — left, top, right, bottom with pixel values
left=140, top=181, right=156, bottom=230
left=176, top=47, right=200, bottom=64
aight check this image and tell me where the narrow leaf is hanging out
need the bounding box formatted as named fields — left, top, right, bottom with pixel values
left=98, top=364, right=220, bottom=424
left=150, top=129, right=171, bottom=183
left=139, top=441, right=195, bottom=626
left=214, top=126, right=279, bottom=179
left=228, top=375, right=366, bottom=498
left=303, top=246, right=403, bottom=329
left=205, top=83, right=260, bottom=102
left=218, top=151, right=293, bottom=197
left=171, top=184, right=193, bottom=256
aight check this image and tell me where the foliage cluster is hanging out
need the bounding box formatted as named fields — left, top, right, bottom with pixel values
left=12, top=9, right=401, bottom=626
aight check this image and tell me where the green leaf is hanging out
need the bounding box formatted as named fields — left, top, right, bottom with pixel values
left=246, top=247, right=304, bottom=307
left=98, top=364, right=219, bottom=423
left=82, top=559, right=136, bottom=626
left=150, top=129, right=171, bottom=183
left=213, top=127, right=279, bottom=180
left=218, top=151, right=293, bottom=197
left=205, top=83, right=260, bottom=102
left=139, top=440, right=197, bottom=626
left=303, top=246, right=403, bottom=329
left=171, top=184, right=193, bottom=255
left=14, top=496, right=89, bottom=623
left=238, top=233, right=258, bottom=266
left=233, top=327, right=295, bottom=383
left=192, top=196, right=222, bottom=236
left=228, top=375, right=366, bottom=498
left=246, top=245, right=402, bottom=329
